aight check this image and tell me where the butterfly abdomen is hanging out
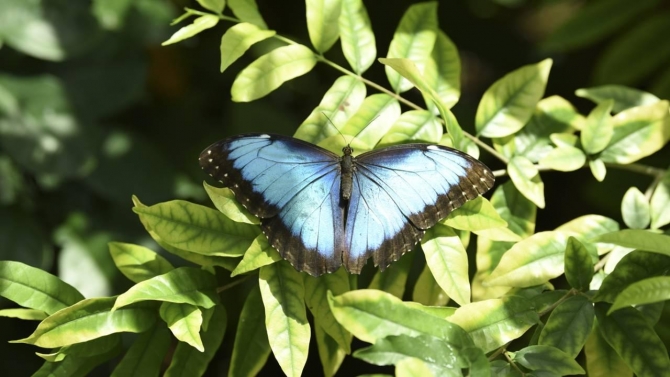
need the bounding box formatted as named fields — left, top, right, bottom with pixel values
left=340, top=154, right=354, bottom=200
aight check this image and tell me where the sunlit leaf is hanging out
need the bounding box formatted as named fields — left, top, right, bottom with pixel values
left=160, top=302, right=204, bottom=351
left=396, top=357, right=436, bottom=377
left=0, top=308, right=47, bottom=321
left=596, top=230, right=670, bottom=256
left=423, top=30, right=460, bottom=111
left=444, top=197, right=507, bottom=232
left=228, top=0, right=267, bottom=29
left=609, top=276, right=670, bottom=313
left=650, top=168, right=670, bottom=229
left=109, top=242, right=174, bottom=284
left=421, top=224, right=470, bottom=306
left=621, top=187, right=651, bottom=229
left=581, top=100, right=613, bottom=155
left=219, top=22, right=276, bottom=73
left=162, top=15, right=219, bottom=46
left=378, top=110, right=442, bottom=146
left=231, top=234, right=281, bottom=276
left=538, top=146, right=586, bottom=172
left=589, top=158, right=607, bottom=182
left=508, top=156, right=545, bottom=208
left=306, top=0, right=341, bottom=53
left=576, top=85, right=659, bottom=113
left=339, top=0, right=376, bottom=74
left=197, top=0, right=225, bottom=13
left=203, top=182, right=259, bottom=224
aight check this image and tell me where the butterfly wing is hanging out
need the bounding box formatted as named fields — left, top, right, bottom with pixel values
left=200, top=134, right=344, bottom=275
left=344, top=144, right=494, bottom=272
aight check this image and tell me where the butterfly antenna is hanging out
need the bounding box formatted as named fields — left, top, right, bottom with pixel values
left=321, top=112, right=348, bottom=147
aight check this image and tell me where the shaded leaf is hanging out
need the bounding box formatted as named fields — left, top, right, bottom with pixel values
left=584, top=320, right=633, bottom=377
left=305, top=267, right=351, bottom=353
left=610, top=276, right=670, bottom=313
left=229, top=285, right=271, bottom=377
left=650, top=168, right=670, bottom=229
left=539, top=295, right=594, bottom=358
left=595, top=251, right=670, bottom=303
left=564, top=237, right=594, bottom=291
left=412, top=263, right=449, bottom=306
left=368, top=251, right=413, bottom=299
left=576, top=85, right=659, bottom=113
left=109, top=242, right=174, bottom=284
left=111, top=324, right=171, bottom=377
left=512, top=345, right=585, bottom=375
left=314, top=319, right=346, bottom=377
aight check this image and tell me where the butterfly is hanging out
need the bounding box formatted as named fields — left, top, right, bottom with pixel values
left=200, top=133, right=494, bottom=276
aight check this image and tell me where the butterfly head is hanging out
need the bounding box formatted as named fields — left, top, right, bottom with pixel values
left=342, top=145, right=353, bottom=156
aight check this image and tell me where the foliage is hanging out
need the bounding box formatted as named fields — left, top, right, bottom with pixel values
left=1, top=0, right=670, bottom=376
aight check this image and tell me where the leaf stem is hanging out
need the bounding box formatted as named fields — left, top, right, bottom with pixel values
left=217, top=274, right=254, bottom=293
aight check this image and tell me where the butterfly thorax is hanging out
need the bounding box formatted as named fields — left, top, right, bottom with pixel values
left=340, top=145, right=355, bottom=200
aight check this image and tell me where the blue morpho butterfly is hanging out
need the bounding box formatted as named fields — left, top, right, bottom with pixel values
left=199, top=131, right=494, bottom=276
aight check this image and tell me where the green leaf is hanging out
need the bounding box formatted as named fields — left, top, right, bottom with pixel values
left=92, top=0, right=133, bottom=30
left=396, top=357, right=436, bottom=377
left=508, top=156, right=545, bottom=208
left=109, top=242, right=174, bottom=284
left=314, top=319, right=346, bottom=377
left=594, top=251, right=670, bottom=303
left=596, top=230, right=670, bottom=256
left=538, top=295, right=594, bottom=358
left=0, top=260, right=83, bottom=315
left=203, top=182, right=259, bottom=224
left=259, top=261, right=310, bottom=377
left=160, top=302, right=204, bottom=351
left=17, top=297, right=155, bottom=348
left=423, top=30, right=460, bottom=111
left=538, top=146, right=586, bottom=172
left=585, top=320, right=633, bottom=377
left=37, top=334, right=122, bottom=362
left=541, top=0, right=659, bottom=52
left=219, top=22, right=276, bottom=73
left=328, top=289, right=472, bottom=346
left=484, top=231, right=569, bottom=287
left=581, top=100, right=614, bottom=155
left=306, top=0, right=341, bottom=53
left=589, top=158, right=607, bottom=182
left=512, top=345, right=585, bottom=375
left=339, top=0, right=376, bottom=74
left=305, top=268, right=351, bottom=353
left=368, top=251, right=413, bottom=299
left=609, top=276, right=670, bottom=313
left=114, top=267, right=218, bottom=309
left=34, top=344, right=121, bottom=377
left=294, top=75, right=366, bottom=144
left=564, top=237, right=594, bottom=291
left=197, top=0, right=225, bottom=13
left=229, top=285, right=271, bottom=377
left=621, top=187, right=651, bottom=229
left=354, top=334, right=462, bottom=376
left=490, top=181, right=536, bottom=237
left=594, top=12, right=670, bottom=85
left=133, top=199, right=258, bottom=257
left=164, top=304, right=227, bottom=377
left=576, top=85, right=660, bottom=113
left=0, top=308, right=47, bottom=320
left=448, top=296, right=538, bottom=353
left=599, top=100, right=670, bottom=164
left=472, top=238, right=514, bottom=301
left=650, top=169, right=670, bottom=229
left=231, top=234, right=281, bottom=276
left=421, top=224, right=470, bottom=306
left=228, top=0, right=267, bottom=29
left=378, top=110, right=442, bottom=146
left=162, top=15, right=219, bottom=46
left=556, top=214, right=620, bottom=245
left=111, top=325, right=171, bottom=377
left=444, top=196, right=508, bottom=232
left=412, top=264, right=449, bottom=306
left=231, top=44, right=317, bottom=102
left=476, top=59, right=552, bottom=138
left=385, top=2, right=438, bottom=93
left=595, top=303, right=670, bottom=377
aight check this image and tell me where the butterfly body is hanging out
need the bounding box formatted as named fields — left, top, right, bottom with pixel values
left=200, top=133, right=494, bottom=276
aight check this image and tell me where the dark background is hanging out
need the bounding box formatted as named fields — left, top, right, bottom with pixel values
left=1, top=0, right=668, bottom=375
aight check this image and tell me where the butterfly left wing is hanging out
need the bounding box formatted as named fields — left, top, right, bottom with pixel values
left=343, top=144, right=494, bottom=272
left=200, top=134, right=345, bottom=276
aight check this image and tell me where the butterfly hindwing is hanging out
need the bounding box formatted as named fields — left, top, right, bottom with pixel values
left=200, top=134, right=344, bottom=275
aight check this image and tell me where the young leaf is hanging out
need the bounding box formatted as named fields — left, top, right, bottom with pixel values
left=219, top=22, right=276, bottom=73
left=512, top=345, right=585, bottom=375
left=621, top=187, right=651, bottom=229
left=423, top=30, right=461, bottom=111
left=231, top=234, right=281, bottom=276
left=229, top=286, right=271, bottom=377
left=584, top=321, right=633, bottom=377
left=133, top=199, right=259, bottom=257
left=306, top=0, right=341, bottom=53
left=589, top=158, right=607, bottom=182
left=385, top=2, right=438, bottom=93
left=332, top=93, right=401, bottom=152
left=0, top=308, right=47, bottom=321
left=596, top=230, right=670, bottom=256
left=476, top=59, right=552, bottom=138
left=412, top=263, right=449, bottom=307
left=378, top=110, right=442, bottom=146
left=294, top=75, right=366, bottom=144
left=164, top=304, right=227, bottom=377
left=162, top=15, right=219, bottom=46
left=444, top=196, right=508, bottom=232
left=328, top=289, right=472, bottom=346
left=595, top=303, right=670, bottom=377
left=508, top=156, right=545, bottom=208
left=538, top=295, right=594, bottom=358
left=338, top=0, right=376, bottom=74
left=448, top=296, right=538, bottom=353
left=259, top=261, right=310, bottom=377
left=197, top=0, right=225, bottom=13
left=594, top=251, right=670, bottom=303
left=114, top=267, right=218, bottom=310
left=599, top=100, right=670, bottom=164
left=304, top=267, right=351, bottom=353
left=228, top=0, right=267, bottom=29
left=231, top=45, right=317, bottom=102
left=314, top=319, right=346, bottom=377
left=368, top=252, right=413, bottom=299
left=564, top=237, right=594, bottom=291
left=160, top=302, right=204, bottom=351
left=650, top=169, right=670, bottom=229
left=581, top=99, right=613, bottom=155
left=203, top=182, right=260, bottom=224
left=609, top=276, right=670, bottom=313
left=576, top=85, right=659, bottom=113
left=109, top=242, right=174, bottom=283
left=539, top=145, right=586, bottom=172
left=421, top=224, right=470, bottom=306
left=17, top=297, right=156, bottom=348
left=111, top=325, right=171, bottom=377
left=484, top=231, right=569, bottom=288
left=0, top=260, right=84, bottom=315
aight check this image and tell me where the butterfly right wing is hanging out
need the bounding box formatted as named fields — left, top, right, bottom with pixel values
left=200, top=134, right=344, bottom=275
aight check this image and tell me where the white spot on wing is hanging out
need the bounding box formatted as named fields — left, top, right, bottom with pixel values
left=207, top=150, right=212, bottom=155
left=260, top=134, right=271, bottom=138
left=427, top=145, right=439, bottom=150
left=208, top=158, right=213, bottom=163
